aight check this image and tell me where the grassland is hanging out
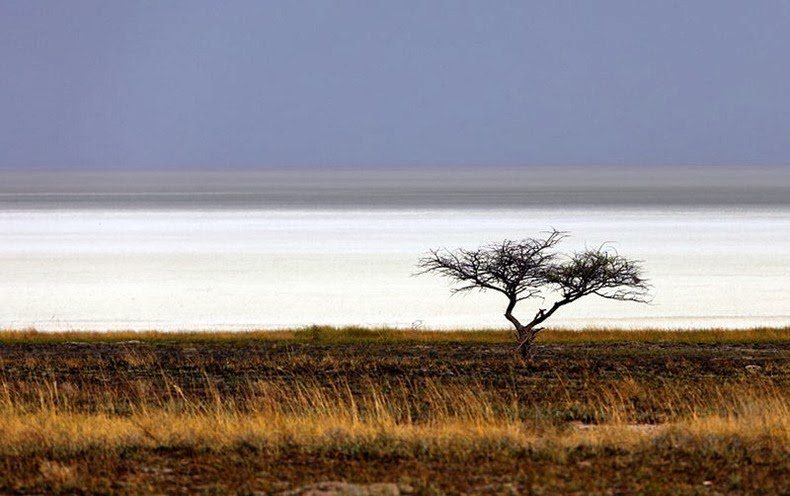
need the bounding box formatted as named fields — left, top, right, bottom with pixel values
left=0, top=327, right=788, bottom=495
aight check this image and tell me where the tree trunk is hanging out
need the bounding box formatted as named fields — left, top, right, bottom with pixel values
left=515, top=325, right=542, bottom=359
left=512, top=300, right=569, bottom=359
left=505, top=297, right=544, bottom=360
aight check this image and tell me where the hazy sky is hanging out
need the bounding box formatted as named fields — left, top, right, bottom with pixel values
left=3, top=1, right=790, bottom=169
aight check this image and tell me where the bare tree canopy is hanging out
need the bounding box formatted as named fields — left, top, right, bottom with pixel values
left=417, top=230, right=650, bottom=358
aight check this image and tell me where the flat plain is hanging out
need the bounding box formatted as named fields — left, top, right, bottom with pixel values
left=0, top=328, right=788, bottom=495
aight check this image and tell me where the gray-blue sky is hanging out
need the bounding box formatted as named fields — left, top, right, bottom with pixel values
left=2, top=1, right=790, bottom=169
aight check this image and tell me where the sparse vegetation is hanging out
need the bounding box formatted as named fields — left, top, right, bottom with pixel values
left=0, top=327, right=788, bottom=494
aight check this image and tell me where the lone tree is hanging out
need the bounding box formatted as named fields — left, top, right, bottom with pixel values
left=417, top=230, right=649, bottom=358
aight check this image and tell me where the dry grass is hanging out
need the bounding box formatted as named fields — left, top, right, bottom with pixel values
left=2, top=325, right=788, bottom=344
left=1, top=376, right=787, bottom=453
left=0, top=328, right=787, bottom=494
